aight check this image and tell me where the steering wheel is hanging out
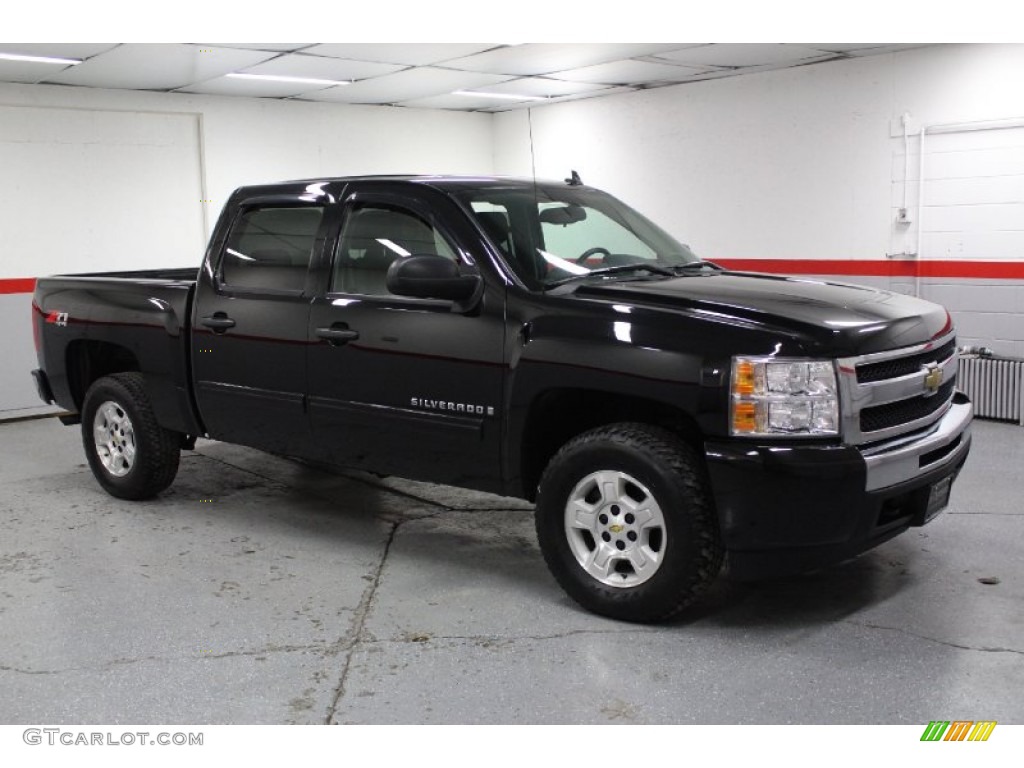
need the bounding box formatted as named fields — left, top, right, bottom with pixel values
left=576, top=246, right=611, bottom=264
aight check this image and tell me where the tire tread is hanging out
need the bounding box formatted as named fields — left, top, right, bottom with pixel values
left=81, top=372, right=180, bottom=500
left=536, top=421, right=724, bottom=623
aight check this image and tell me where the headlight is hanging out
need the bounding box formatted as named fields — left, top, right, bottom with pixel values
left=730, top=357, right=839, bottom=437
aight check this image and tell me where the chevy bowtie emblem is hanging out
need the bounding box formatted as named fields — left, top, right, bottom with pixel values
left=923, top=363, right=943, bottom=394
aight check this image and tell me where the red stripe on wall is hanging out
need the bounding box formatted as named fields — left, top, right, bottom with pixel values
left=713, top=259, right=1024, bottom=280
left=0, top=278, right=36, bottom=295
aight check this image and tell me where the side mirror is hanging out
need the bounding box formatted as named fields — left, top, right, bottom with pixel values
left=386, top=255, right=481, bottom=304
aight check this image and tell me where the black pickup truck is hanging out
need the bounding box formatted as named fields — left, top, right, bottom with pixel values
left=30, top=174, right=973, bottom=622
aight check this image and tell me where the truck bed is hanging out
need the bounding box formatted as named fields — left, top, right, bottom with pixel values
left=32, top=269, right=201, bottom=436
left=45, top=266, right=199, bottom=283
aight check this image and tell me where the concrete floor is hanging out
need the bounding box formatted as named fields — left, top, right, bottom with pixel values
left=0, top=417, right=1021, bottom=725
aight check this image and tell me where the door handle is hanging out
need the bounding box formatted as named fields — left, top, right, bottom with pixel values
left=200, top=314, right=236, bottom=332
left=315, top=325, right=360, bottom=345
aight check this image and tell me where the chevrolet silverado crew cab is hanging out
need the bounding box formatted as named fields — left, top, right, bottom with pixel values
left=30, top=174, right=973, bottom=622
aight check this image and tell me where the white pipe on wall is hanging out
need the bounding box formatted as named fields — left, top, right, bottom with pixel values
left=902, top=114, right=911, bottom=217
left=916, top=126, right=926, bottom=298
left=926, top=116, right=1024, bottom=134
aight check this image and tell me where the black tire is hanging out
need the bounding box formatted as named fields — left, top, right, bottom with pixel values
left=535, top=422, right=724, bottom=623
left=81, top=373, right=180, bottom=500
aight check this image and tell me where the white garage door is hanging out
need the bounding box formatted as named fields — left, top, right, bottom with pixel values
left=918, top=126, right=1024, bottom=352
left=0, top=105, right=206, bottom=415
left=919, top=126, right=1024, bottom=263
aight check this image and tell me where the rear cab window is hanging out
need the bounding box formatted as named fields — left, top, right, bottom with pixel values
left=220, top=206, right=325, bottom=292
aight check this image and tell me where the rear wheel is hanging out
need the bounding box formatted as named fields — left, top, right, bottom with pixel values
left=81, top=373, right=180, bottom=500
left=535, top=423, right=723, bottom=623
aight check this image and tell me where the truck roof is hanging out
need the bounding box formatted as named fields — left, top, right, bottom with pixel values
left=234, top=175, right=583, bottom=198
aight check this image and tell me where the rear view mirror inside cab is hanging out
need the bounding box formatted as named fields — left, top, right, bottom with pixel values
left=539, top=204, right=587, bottom=226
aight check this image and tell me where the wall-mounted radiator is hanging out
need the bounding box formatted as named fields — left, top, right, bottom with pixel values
left=958, top=354, right=1024, bottom=426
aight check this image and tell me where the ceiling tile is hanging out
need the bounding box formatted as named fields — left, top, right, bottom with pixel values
left=551, top=59, right=711, bottom=86
left=842, top=44, right=928, bottom=56
left=297, top=67, right=513, bottom=104
left=396, top=93, right=516, bottom=111
left=663, top=68, right=743, bottom=84
left=304, top=44, right=500, bottom=66
left=44, top=44, right=276, bottom=90
left=0, top=43, right=118, bottom=60
left=238, top=53, right=404, bottom=82
left=804, top=44, right=888, bottom=53
left=397, top=88, right=631, bottom=112
left=201, top=43, right=314, bottom=52
left=654, top=43, right=835, bottom=68
left=479, top=87, right=636, bottom=112
left=0, top=58, right=80, bottom=84
left=176, top=75, right=335, bottom=99
left=648, top=45, right=722, bottom=64
left=469, top=77, right=611, bottom=98
left=0, top=43, right=937, bottom=112
left=442, top=43, right=701, bottom=76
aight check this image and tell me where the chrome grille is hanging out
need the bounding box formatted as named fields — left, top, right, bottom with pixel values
left=860, top=379, right=956, bottom=434
left=838, top=332, right=958, bottom=445
left=856, top=339, right=956, bottom=383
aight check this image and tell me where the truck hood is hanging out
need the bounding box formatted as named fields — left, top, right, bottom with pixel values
left=573, top=271, right=952, bottom=356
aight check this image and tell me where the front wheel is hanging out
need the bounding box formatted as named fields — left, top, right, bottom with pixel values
left=81, top=373, right=180, bottom=500
left=535, top=423, right=723, bottom=623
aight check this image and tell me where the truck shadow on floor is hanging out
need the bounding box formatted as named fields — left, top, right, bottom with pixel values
left=677, top=542, right=921, bottom=629
left=42, top=449, right=924, bottom=632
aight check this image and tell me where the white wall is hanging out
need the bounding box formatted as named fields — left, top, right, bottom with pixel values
left=0, top=81, right=494, bottom=250
left=494, top=44, right=1024, bottom=358
left=493, top=53, right=897, bottom=261
left=0, top=82, right=493, bottom=415
left=0, top=105, right=207, bottom=276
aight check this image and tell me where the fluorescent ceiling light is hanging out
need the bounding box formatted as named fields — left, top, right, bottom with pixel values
left=0, top=52, right=81, bottom=66
left=452, top=90, right=548, bottom=102
left=226, top=73, right=350, bottom=87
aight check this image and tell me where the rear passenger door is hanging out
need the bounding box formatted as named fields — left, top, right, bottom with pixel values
left=192, top=198, right=326, bottom=456
left=306, top=185, right=506, bottom=490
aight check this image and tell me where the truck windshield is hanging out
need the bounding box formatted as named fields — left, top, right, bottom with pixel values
left=453, top=184, right=702, bottom=290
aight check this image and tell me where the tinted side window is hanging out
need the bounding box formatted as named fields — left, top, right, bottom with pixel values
left=332, top=205, right=456, bottom=296
left=221, top=206, right=324, bottom=291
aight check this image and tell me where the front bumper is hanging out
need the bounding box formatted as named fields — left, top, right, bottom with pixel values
left=705, top=392, right=973, bottom=580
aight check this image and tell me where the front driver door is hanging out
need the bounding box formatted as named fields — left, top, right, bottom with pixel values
left=306, top=185, right=506, bottom=491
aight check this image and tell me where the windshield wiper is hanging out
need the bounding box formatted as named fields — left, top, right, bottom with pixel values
left=672, top=260, right=723, bottom=273
left=546, top=263, right=676, bottom=288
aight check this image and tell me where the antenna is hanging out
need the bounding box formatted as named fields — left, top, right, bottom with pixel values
left=528, top=107, right=543, bottom=288
left=527, top=108, right=538, bottom=188
left=565, top=170, right=583, bottom=186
